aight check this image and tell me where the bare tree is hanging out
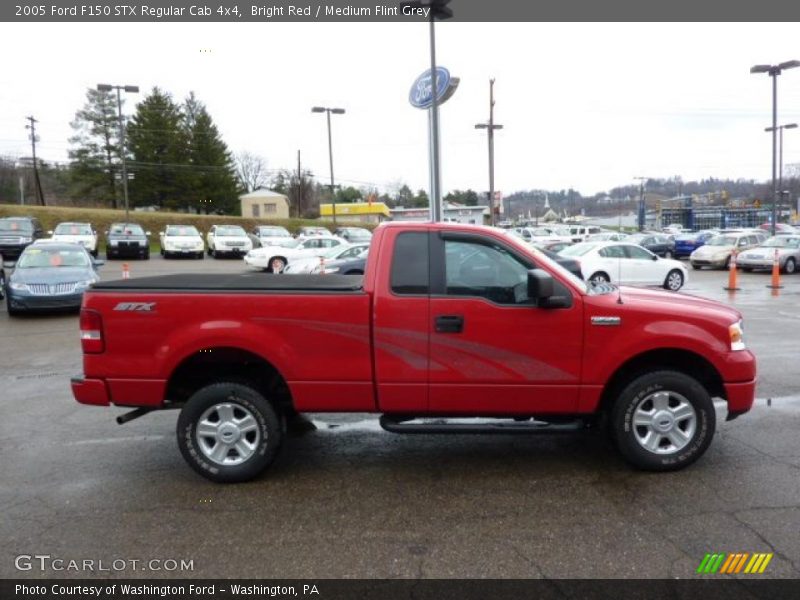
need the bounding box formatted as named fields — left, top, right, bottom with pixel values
left=235, top=151, right=269, bottom=193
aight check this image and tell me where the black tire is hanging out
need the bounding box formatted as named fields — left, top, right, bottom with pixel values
left=210, top=247, right=216, bottom=258
left=722, top=256, right=731, bottom=270
left=0, top=271, right=5, bottom=300
left=196, top=252, right=204, bottom=260
left=610, top=370, right=715, bottom=471
left=691, top=263, right=701, bottom=270
left=663, top=250, right=673, bottom=259
left=6, top=298, right=21, bottom=317
left=589, top=271, right=610, bottom=285
left=177, top=382, right=283, bottom=483
left=783, top=257, right=796, bottom=275
left=268, top=257, right=286, bottom=274
left=741, top=267, right=752, bottom=273
left=91, top=249, right=98, bottom=258
left=143, top=250, right=150, bottom=260
left=663, top=269, right=684, bottom=291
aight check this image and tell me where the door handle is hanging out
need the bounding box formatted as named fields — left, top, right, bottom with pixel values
left=435, top=315, right=464, bottom=333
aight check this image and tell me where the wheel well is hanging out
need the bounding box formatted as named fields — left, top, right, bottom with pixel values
left=597, top=349, right=726, bottom=415
left=166, top=347, right=293, bottom=413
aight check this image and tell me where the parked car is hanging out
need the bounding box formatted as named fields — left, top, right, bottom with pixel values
left=512, top=227, right=572, bottom=245
left=5, top=243, right=102, bottom=315
left=283, top=243, right=370, bottom=274
left=737, top=235, right=800, bottom=274
left=248, top=225, right=295, bottom=249
left=106, top=223, right=150, bottom=260
left=0, top=216, right=47, bottom=261
left=559, top=241, right=688, bottom=290
left=673, top=231, right=717, bottom=258
left=159, top=225, right=204, bottom=259
left=315, top=249, right=370, bottom=274
left=333, top=227, right=373, bottom=243
left=625, top=233, right=676, bottom=258
left=206, top=225, right=252, bottom=258
left=758, top=222, right=797, bottom=234
left=296, top=226, right=331, bottom=238
left=586, top=232, right=628, bottom=242
left=689, top=232, right=766, bottom=270
left=244, top=236, right=348, bottom=273
left=566, top=225, right=604, bottom=243
left=50, top=222, right=99, bottom=257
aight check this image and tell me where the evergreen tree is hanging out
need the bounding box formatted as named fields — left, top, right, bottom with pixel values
left=184, top=92, right=239, bottom=214
left=68, top=88, right=122, bottom=207
left=126, top=88, right=189, bottom=210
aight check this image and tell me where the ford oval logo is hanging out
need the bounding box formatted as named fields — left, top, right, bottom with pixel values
left=409, top=67, right=451, bottom=109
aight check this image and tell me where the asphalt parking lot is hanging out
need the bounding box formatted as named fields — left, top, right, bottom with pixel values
left=2, top=256, right=799, bottom=579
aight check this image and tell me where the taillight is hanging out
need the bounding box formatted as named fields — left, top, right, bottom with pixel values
left=80, top=308, right=104, bottom=353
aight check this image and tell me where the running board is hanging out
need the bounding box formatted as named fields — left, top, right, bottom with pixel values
left=379, top=415, right=587, bottom=435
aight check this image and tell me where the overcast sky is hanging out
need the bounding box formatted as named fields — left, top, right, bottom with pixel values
left=1, top=22, right=800, bottom=197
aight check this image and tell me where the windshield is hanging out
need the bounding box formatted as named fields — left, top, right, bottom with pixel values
left=0, top=220, right=33, bottom=233
left=54, top=223, right=92, bottom=235
left=166, top=226, right=199, bottom=237
left=762, top=236, right=800, bottom=248
left=215, top=226, right=246, bottom=236
left=259, top=227, right=290, bottom=237
left=18, top=247, right=90, bottom=269
left=110, top=224, right=145, bottom=235
left=559, top=242, right=599, bottom=257
left=706, top=236, right=736, bottom=246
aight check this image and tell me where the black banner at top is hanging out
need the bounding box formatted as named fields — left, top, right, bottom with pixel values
left=4, top=0, right=800, bottom=22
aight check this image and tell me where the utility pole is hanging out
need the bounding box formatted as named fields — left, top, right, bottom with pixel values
left=296, top=149, right=302, bottom=219
left=25, top=116, right=45, bottom=206
left=635, top=176, right=649, bottom=231
left=475, top=79, right=503, bottom=227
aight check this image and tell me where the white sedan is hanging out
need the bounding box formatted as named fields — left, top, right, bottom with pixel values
left=50, top=222, right=98, bottom=257
left=283, top=242, right=370, bottom=274
left=244, top=235, right=348, bottom=273
left=159, top=225, right=204, bottom=259
left=559, top=241, right=688, bottom=291
left=207, top=224, right=253, bottom=258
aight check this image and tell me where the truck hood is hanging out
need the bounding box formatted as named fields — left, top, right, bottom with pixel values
left=589, top=286, right=741, bottom=324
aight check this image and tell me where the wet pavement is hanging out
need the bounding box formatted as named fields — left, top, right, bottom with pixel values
left=1, top=257, right=799, bottom=579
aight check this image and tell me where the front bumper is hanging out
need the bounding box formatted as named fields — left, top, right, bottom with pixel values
left=7, top=291, right=84, bottom=311
left=215, top=246, right=249, bottom=256
left=691, top=256, right=728, bottom=268
left=107, top=243, right=147, bottom=257
left=736, top=256, right=781, bottom=270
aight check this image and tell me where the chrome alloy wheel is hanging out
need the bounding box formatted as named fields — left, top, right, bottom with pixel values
left=196, top=402, right=262, bottom=466
left=632, top=391, right=697, bottom=455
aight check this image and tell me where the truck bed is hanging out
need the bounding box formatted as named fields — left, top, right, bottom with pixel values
left=92, top=273, right=364, bottom=292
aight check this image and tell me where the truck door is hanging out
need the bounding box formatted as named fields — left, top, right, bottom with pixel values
left=427, top=232, right=583, bottom=414
left=372, top=230, right=431, bottom=413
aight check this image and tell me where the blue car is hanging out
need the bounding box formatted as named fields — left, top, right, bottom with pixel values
left=5, top=243, right=103, bottom=316
left=674, top=231, right=717, bottom=259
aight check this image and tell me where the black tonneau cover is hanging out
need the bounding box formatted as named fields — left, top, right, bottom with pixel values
left=93, top=273, right=364, bottom=292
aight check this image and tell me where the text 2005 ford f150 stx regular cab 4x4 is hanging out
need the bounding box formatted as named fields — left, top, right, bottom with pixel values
left=72, top=222, right=756, bottom=482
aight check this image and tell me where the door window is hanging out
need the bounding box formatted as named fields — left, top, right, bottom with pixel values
left=625, top=245, right=653, bottom=260
left=444, top=239, right=529, bottom=305
left=599, top=245, right=626, bottom=259
left=391, top=232, right=429, bottom=295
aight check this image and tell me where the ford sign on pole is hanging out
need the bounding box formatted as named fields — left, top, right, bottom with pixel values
left=409, top=67, right=458, bottom=110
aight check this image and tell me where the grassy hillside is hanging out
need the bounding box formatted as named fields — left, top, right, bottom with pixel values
left=0, top=204, right=374, bottom=253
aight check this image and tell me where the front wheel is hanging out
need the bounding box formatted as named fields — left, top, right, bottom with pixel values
left=269, top=257, right=286, bottom=274
left=177, top=382, right=283, bottom=483
left=610, top=370, right=715, bottom=471
left=663, top=269, right=684, bottom=291
left=589, top=272, right=610, bottom=286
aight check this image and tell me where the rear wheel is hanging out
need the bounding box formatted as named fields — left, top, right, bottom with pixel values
left=177, top=382, right=283, bottom=483
left=783, top=257, right=796, bottom=274
left=663, top=250, right=673, bottom=259
left=610, top=370, right=714, bottom=471
left=664, top=269, right=684, bottom=291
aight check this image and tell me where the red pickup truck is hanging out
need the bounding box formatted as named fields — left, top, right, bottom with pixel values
left=72, top=222, right=756, bottom=482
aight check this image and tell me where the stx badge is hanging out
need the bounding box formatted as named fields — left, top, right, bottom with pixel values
left=114, top=302, right=156, bottom=312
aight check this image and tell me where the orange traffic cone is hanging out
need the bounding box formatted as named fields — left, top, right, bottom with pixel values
left=723, top=251, right=739, bottom=291
left=122, top=263, right=130, bottom=279
left=767, top=248, right=783, bottom=290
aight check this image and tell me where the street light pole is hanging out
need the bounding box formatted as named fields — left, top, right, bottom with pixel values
left=750, top=60, right=799, bottom=236
left=475, top=79, right=503, bottom=227
left=635, top=176, right=648, bottom=231
left=98, top=83, right=139, bottom=220
left=765, top=123, right=798, bottom=223
left=312, top=106, right=345, bottom=227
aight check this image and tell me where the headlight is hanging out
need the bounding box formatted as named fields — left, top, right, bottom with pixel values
left=729, top=320, right=746, bottom=351
left=10, top=282, right=28, bottom=291
left=21, top=237, right=33, bottom=243
left=74, top=279, right=96, bottom=290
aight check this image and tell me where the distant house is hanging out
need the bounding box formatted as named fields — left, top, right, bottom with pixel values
left=390, top=202, right=488, bottom=224
left=240, top=189, right=290, bottom=219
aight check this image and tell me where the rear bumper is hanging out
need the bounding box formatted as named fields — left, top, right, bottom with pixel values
left=71, top=376, right=111, bottom=406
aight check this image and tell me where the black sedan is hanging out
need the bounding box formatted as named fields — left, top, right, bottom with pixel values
left=625, top=233, right=676, bottom=259
left=5, top=243, right=102, bottom=315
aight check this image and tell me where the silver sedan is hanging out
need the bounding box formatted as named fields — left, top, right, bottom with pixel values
left=737, top=235, right=800, bottom=274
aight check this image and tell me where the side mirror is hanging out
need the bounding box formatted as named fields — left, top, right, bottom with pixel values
left=527, top=268, right=554, bottom=300
left=93, top=259, right=105, bottom=268
left=652, top=254, right=658, bottom=260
